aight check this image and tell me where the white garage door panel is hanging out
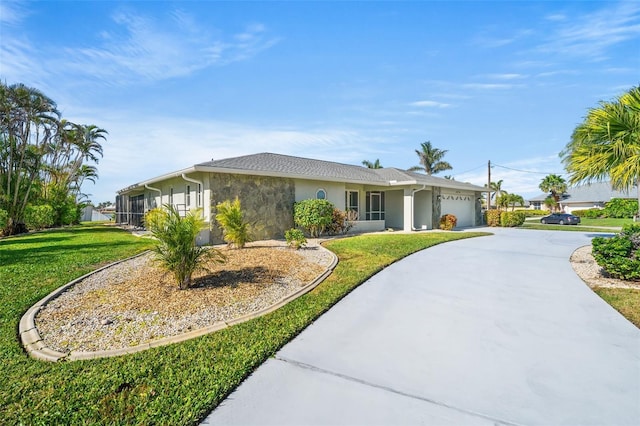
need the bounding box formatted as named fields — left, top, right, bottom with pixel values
left=441, top=194, right=474, bottom=227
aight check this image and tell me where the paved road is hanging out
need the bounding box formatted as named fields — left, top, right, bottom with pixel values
left=202, top=228, right=640, bottom=425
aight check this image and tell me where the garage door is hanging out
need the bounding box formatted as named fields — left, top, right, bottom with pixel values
left=440, top=193, right=475, bottom=227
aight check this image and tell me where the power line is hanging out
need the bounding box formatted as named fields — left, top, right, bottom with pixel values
left=492, top=163, right=567, bottom=176
left=455, top=163, right=486, bottom=175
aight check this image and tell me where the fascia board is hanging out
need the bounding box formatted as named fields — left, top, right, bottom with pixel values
left=118, top=166, right=197, bottom=193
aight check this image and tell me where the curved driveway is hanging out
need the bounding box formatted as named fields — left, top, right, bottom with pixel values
left=203, top=228, right=640, bottom=425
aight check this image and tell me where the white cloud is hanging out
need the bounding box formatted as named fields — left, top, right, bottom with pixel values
left=485, top=73, right=528, bottom=80
left=0, top=0, right=29, bottom=25
left=462, top=83, right=520, bottom=90
left=409, top=100, right=451, bottom=108
left=536, top=2, right=640, bottom=60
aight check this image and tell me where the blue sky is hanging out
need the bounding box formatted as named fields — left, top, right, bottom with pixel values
left=1, top=0, right=638, bottom=203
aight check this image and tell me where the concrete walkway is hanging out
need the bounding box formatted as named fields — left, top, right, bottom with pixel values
left=202, top=228, right=640, bottom=425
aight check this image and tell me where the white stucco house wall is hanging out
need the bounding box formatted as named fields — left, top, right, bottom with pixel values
left=117, top=152, right=487, bottom=244
left=528, top=181, right=638, bottom=214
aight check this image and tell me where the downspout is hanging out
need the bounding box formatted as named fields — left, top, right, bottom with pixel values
left=145, top=184, right=162, bottom=208
left=410, top=185, right=427, bottom=231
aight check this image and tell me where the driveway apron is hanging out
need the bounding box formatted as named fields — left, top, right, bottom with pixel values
left=202, top=228, right=640, bottom=425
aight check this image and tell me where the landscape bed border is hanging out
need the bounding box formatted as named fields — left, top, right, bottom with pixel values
left=19, top=246, right=338, bottom=362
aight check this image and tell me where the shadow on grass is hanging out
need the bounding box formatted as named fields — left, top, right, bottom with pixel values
left=0, top=241, right=145, bottom=267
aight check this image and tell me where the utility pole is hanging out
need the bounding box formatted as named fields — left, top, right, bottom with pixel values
left=487, top=160, right=491, bottom=210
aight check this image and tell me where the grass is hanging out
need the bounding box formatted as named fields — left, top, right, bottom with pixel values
left=519, top=222, right=617, bottom=233
left=578, top=218, right=633, bottom=227
left=0, top=224, right=489, bottom=425
left=592, top=288, right=640, bottom=328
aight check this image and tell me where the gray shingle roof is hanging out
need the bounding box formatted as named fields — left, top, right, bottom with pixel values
left=196, top=152, right=486, bottom=191
left=529, top=181, right=637, bottom=203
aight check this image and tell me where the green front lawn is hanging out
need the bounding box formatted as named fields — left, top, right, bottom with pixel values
left=0, top=224, right=489, bottom=425
left=593, top=287, right=640, bottom=328
left=519, top=223, right=617, bottom=233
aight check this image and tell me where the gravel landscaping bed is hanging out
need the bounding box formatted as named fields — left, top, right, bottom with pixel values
left=36, top=240, right=333, bottom=353
left=571, top=245, right=640, bottom=289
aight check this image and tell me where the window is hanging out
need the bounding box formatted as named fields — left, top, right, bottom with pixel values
left=196, top=184, right=202, bottom=207
left=532, top=201, right=541, bottom=210
left=365, top=191, right=385, bottom=220
left=345, top=190, right=359, bottom=213
left=316, top=188, right=326, bottom=200
left=169, top=188, right=174, bottom=205
left=186, top=185, right=191, bottom=207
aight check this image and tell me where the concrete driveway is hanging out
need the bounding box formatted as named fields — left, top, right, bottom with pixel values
left=202, top=228, right=640, bottom=425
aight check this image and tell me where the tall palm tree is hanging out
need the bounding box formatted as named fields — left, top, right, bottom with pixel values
left=539, top=174, right=567, bottom=212
left=489, top=180, right=507, bottom=200
left=561, top=86, right=640, bottom=216
left=408, top=141, right=452, bottom=175
left=362, top=159, right=382, bottom=169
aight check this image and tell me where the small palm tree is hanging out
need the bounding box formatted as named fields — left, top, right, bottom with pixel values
left=408, top=141, right=452, bottom=175
left=539, top=174, right=567, bottom=212
left=490, top=180, right=507, bottom=200
left=215, top=197, right=251, bottom=248
left=562, top=86, right=640, bottom=217
left=146, top=205, right=224, bottom=290
left=362, top=159, right=383, bottom=169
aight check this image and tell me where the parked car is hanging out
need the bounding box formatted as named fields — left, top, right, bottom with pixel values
left=540, top=213, right=581, bottom=225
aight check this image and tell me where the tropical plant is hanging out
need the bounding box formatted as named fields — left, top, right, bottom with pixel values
left=23, top=204, right=55, bottom=230
left=504, top=193, right=525, bottom=211
left=408, top=141, right=452, bottom=175
left=500, top=211, right=526, bottom=227
left=326, top=208, right=354, bottom=235
left=489, top=180, right=507, bottom=200
left=145, top=205, right=224, bottom=290
left=539, top=174, right=567, bottom=212
left=544, top=196, right=558, bottom=212
left=485, top=210, right=501, bottom=226
left=215, top=197, right=251, bottom=248
left=362, top=159, right=383, bottom=169
left=293, top=199, right=335, bottom=237
left=562, top=86, right=640, bottom=217
left=284, top=228, right=307, bottom=250
left=0, top=82, right=107, bottom=234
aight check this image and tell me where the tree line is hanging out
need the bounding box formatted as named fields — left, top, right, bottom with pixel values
left=0, top=82, right=106, bottom=235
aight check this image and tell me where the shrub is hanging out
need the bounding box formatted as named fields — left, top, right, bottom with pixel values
left=500, top=211, right=526, bottom=227
left=572, top=208, right=603, bottom=218
left=215, top=197, right=251, bottom=248
left=439, top=214, right=457, bottom=231
left=604, top=198, right=639, bottom=219
left=326, top=208, right=354, bottom=235
left=485, top=210, right=501, bottom=227
left=294, top=199, right=335, bottom=237
left=592, top=224, right=640, bottom=281
left=23, top=204, right=55, bottom=230
left=285, top=228, right=307, bottom=249
left=145, top=205, right=225, bottom=289
left=524, top=209, right=551, bottom=217
left=0, top=209, right=7, bottom=231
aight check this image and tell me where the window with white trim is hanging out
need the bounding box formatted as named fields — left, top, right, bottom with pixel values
left=196, top=184, right=202, bottom=207
left=186, top=185, right=191, bottom=207
left=169, top=188, right=174, bottom=205
left=316, top=188, right=327, bottom=200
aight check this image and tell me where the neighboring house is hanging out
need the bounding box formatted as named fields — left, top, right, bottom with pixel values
left=117, top=152, right=487, bottom=244
left=528, top=181, right=637, bottom=213
left=81, top=205, right=114, bottom=222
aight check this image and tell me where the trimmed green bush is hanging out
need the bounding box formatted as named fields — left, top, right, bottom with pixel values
left=524, top=209, right=551, bottom=217
left=572, top=208, right=603, bottom=218
left=604, top=198, right=639, bottom=219
left=592, top=224, right=640, bottom=281
left=500, top=211, right=526, bottom=227
left=215, top=197, right=251, bottom=248
left=294, top=199, right=335, bottom=237
left=439, top=214, right=457, bottom=230
left=486, top=210, right=501, bottom=226
left=285, top=228, right=307, bottom=249
left=24, top=204, right=55, bottom=230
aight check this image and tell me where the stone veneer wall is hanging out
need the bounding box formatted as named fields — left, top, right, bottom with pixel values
left=431, top=187, right=442, bottom=229
left=209, top=173, right=295, bottom=244
left=475, top=191, right=484, bottom=226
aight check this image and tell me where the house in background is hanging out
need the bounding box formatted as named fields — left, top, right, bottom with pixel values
left=528, top=181, right=637, bottom=213
left=117, top=152, right=487, bottom=244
